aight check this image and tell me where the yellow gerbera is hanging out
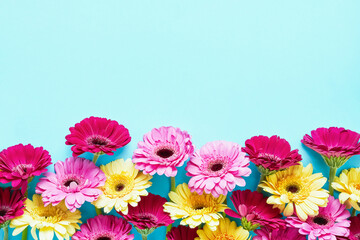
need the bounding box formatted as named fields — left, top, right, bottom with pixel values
left=259, top=163, right=329, bottom=221
left=332, top=168, right=360, bottom=210
left=10, top=194, right=81, bottom=240
left=92, top=158, right=152, bottom=214
left=163, top=183, right=227, bottom=231
left=196, top=218, right=250, bottom=240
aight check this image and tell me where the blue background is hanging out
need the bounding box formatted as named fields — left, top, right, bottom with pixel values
left=1, top=1, right=360, bottom=239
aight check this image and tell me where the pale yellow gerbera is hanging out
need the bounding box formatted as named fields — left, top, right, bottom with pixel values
left=259, top=163, right=329, bottom=221
left=163, top=183, right=227, bottom=231
left=10, top=194, right=81, bottom=240
left=332, top=168, right=360, bottom=210
left=196, top=218, right=250, bottom=240
left=92, top=158, right=152, bottom=214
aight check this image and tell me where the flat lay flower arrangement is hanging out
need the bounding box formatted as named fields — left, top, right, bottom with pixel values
left=1, top=117, right=360, bottom=240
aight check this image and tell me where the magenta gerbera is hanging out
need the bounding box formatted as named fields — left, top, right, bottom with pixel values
left=253, top=227, right=306, bottom=240
left=186, top=141, right=251, bottom=197
left=119, top=193, right=173, bottom=231
left=72, top=215, right=134, bottom=240
left=0, top=188, right=25, bottom=225
left=0, top=144, right=52, bottom=190
left=287, top=196, right=351, bottom=240
left=242, top=135, right=302, bottom=171
left=166, top=225, right=198, bottom=240
left=132, top=126, right=194, bottom=177
left=65, top=116, right=131, bottom=157
left=36, top=157, right=106, bottom=212
left=338, top=215, right=360, bottom=240
left=225, top=189, right=286, bottom=230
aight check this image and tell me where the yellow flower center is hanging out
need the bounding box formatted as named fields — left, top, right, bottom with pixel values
left=103, top=174, right=134, bottom=198
left=185, top=193, right=220, bottom=215
left=279, top=177, right=309, bottom=201
left=214, top=233, right=235, bottom=240
left=351, top=183, right=360, bottom=191
left=30, top=206, right=67, bottom=224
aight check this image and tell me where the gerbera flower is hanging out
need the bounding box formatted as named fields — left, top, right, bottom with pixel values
left=36, top=157, right=106, bottom=212
left=332, top=168, right=360, bottom=210
left=338, top=214, right=360, bottom=240
left=195, top=218, right=250, bottom=240
left=242, top=135, right=302, bottom=172
left=253, top=227, right=306, bottom=240
left=286, top=196, right=350, bottom=240
left=92, top=158, right=152, bottom=214
left=224, top=189, right=286, bottom=231
left=10, top=194, right=81, bottom=240
left=166, top=225, right=199, bottom=240
left=186, top=141, right=251, bottom=198
left=119, top=193, right=173, bottom=229
left=259, top=163, right=329, bottom=221
left=72, top=215, right=134, bottom=240
left=65, top=116, right=131, bottom=157
left=0, top=188, right=25, bottom=225
left=302, top=127, right=360, bottom=195
left=132, top=126, right=194, bottom=177
left=163, top=183, right=227, bottom=231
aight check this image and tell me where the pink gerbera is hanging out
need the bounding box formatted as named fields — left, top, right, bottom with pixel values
left=186, top=141, right=251, bottom=197
left=66, top=116, right=131, bottom=157
left=253, top=227, right=306, bottom=240
left=242, top=135, right=302, bottom=171
left=338, top=215, right=360, bottom=240
left=287, top=196, right=350, bottom=240
left=0, top=144, right=52, bottom=190
left=119, top=193, right=174, bottom=230
left=72, top=215, right=134, bottom=240
left=132, top=126, right=194, bottom=177
left=0, top=188, right=25, bottom=225
left=225, top=190, right=286, bottom=231
left=36, top=157, right=106, bottom=212
left=166, top=225, right=198, bottom=240
left=302, top=127, right=360, bottom=166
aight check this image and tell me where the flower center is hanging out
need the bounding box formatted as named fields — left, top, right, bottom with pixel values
left=12, top=164, right=33, bottom=175
left=313, top=216, right=328, bottom=225
left=211, top=163, right=223, bottom=172
left=0, top=209, right=7, bottom=216
left=156, top=148, right=174, bottom=158
left=33, top=206, right=66, bottom=224
left=87, top=135, right=110, bottom=146
left=96, top=237, right=111, bottom=240
left=354, top=233, right=360, bottom=240
left=214, top=233, right=235, bottom=240
left=286, top=184, right=300, bottom=193
left=64, top=179, right=79, bottom=187
left=136, top=213, right=158, bottom=224
left=115, top=183, right=125, bottom=192
left=193, top=205, right=205, bottom=210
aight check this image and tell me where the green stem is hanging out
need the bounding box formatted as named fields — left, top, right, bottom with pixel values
left=256, top=174, right=266, bottom=193
left=141, top=234, right=148, bottom=240
left=21, top=227, right=28, bottom=240
left=3, top=226, right=8, bottom=240
left=329, top=167, right=337, bottom=196
left=92, top=152, right=101, bottom=164
left=170, top=176, right=176, bottom=192
left=222, top=198, right=227, bottom=217
left=352, top=208, right=357, bottom=217
left=95, top=207, right=103, bottom=215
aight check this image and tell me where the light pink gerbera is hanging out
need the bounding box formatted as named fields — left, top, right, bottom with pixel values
left=0, top=144, right=52, bottom=190
left=225, top=189, right=286, bottom=230
left=242, top=135, right=302, bottom=171
left=253, top=227, right=306, bottom=240
left=0, top=188, right=25, bottom=225
left=166, top=225, right=198, bottom=240
left=36, top=157, right=106, bottom=212
left=186, top=141, right=251, bottom=197
left=66, top=116, right=131, bottom=157
left=119, top=193, right=173, bottom=230
left=72, top=215, right=134, bottom=240
left=132, top=126, right=194, bottom=177
left=338, top=215, right=360, bottom=240
left=287, top=196, right=350, bottom=240
left=302, top=127, right=360, bottom=165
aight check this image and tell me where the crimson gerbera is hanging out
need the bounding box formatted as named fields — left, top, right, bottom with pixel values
left=0, top=144, right=52, bottom=190
left=65, top=116, right=131, bottom=157
left=0, top=187, right=25, bottom=225
left=224, top=189, right=286, bottom=231
left=166, top=225, right=198, bottom=240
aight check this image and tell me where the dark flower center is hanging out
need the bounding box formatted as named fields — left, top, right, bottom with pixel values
left=211, top=163, right=223, bottom=172
left=96, top=237, right=111, bottom=240
left=194, top=205, right=205, bottom=210
left=136, top=213, right=158, bottom=224
left=313, top=216, right=328, bottom=225
left=116, top=183, right=125, bottom=192
left=64, top=180, right=79, bottom=187
left=286, top=185, right=299, bottom=193
left=156, top=148, right=174, bottom=158
left=13, top=164, right=33, bottom=175
left=87, top=136, right=110, bottom=146
left=0, top=209, right=7, bottom=216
